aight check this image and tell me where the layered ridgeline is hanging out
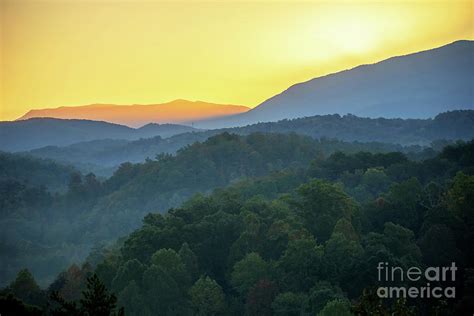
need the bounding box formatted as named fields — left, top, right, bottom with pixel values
left=22, top=110, right=474, bottom=176
left=4, top=110, right=473, bottom=155
left=197, top=40, right=474, bottom=128
left=0, top=118, right=200, bottom=152
left=17, top=99, right=249, bottom=128
left=0, top=132, right=451, bottom=287
left=2, top=137, right=474, bottom=315
left=4, top=41, right=473, bottom=153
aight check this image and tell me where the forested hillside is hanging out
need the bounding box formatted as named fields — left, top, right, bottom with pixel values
left=0, top=152, right=75, bottom=192
left=226, top=110, right=474, bottom=144
left=2, top=132, right=408, bottom=287
left=2, top=139, right=473, bottom=315
left=25, top=110, right=474, bottom=176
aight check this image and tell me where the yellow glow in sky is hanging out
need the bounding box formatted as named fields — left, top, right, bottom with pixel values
left=1, top=0, right=473, bottom=121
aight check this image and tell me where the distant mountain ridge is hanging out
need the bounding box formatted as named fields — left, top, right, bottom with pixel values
left=4, top=109, right=474, bottom=155
left=197, top=40, right=474, bottom=128
left=0, top=118, right=200, bottom=152
left=17, top=99, right=249, bottom=127
left=24, top=110, right=474, bottom=176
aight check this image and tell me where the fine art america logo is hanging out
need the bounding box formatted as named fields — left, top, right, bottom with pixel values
left=376, top=262, right=457, bottom=299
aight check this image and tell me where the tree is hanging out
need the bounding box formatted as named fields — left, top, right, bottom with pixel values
left=245, top=279, right=278, bottom=316
left=56, top=264, right=92, bottom=302
left=384, top=177, right=423, bottom=230
left=296, top=179, right=356, bottom=241
left=96, top=259, right=119, bottom=289
left=317, top=299, right=352, bottom=316
left=117, top=281, right=149, bottom=316
left=179, top=242, right=199, bottom=282
left=111, top=259, right=145, bottom=294
left=447, top=172, right=474, bottom=224
left=80, top=274, right=123, bottom=316
left=351, top=288, right=389, bottom=316
left=272, top=292, right=307, bottom=316
left=305, top=281, right=345, bottom=314
left=331, top=218, right=359, bottom=241
left=151, top=248, right=191, bottom=289
left=324, top=232, right=363, bottom=286
left=50, top=274, right=123, bottom=316
left=231, top=252, right=269, bottom=296
left=189, top=276, right=226, bottom=316
left=8, top=269, right=45, bottom=307
left=382, top=222, right=422, bottom=266
left=68, top=172, right=83, bottom=194
left=445, top=172, right=474, bottom=267
left=142, top=265, right=187, bottom=315
left=418, top=224, right=461, bottom=266
left=277, top=237, right=323, bottom=292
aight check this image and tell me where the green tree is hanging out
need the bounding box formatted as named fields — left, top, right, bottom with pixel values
left=117, top=281, right=149, bottom=316
left=151, top=248, right=191, bottom=288
left=324, top=232, right=363, bottom=284
left=142, top=265, right=187, bottom=315
left=382, top=222, right=422, bottom=266
left=111, top=259, right=145, bottom=294
left=331, top=218, right=359, bottom=241
left=231, top=252, right=269, bottom=296
left=447, top=172, right=474, bottom=225
left=245, top=279, right=278, bottom=316
left=272, top=292, right=307, bottom=316
left=50, top=274, right=123, bottom=316
left=277, top=237, right=323, bottom=292
left=360, top=168, right=391, bottom=197
left=80, top=274, right=124, bottom=316
left=317, top=299, right=352, bottom=316
left=296, top=179, right=356, bottom=241
left=179, top=242, right=199, bottom=282
left=384, top=177, right=423, bottom=230
left=418, top=224, right=461, bottom=266
left=8, top=269, right=45, bottom=307
left=96, top=259, right=119, bottom=289
left=305, top=281, right=345, bottom=314
left=351, top=288, right=388, bottom=316
left=189, top=276, right=226, bottom=316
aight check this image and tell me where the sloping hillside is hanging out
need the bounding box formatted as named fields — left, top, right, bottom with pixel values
left=198, top=40, right=473, bottom=128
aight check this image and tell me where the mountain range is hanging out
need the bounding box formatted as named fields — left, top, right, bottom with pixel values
left=0, top=118, right=200, bottom=152
left=15, top=110, right=474, bottom=176
left=12, top=41, right=474, bottom=130
left=17, top=100, right=249, bottom=128
left=197, top=40, right=474, bottom=128
left=2, top=40, right=474, bottom=155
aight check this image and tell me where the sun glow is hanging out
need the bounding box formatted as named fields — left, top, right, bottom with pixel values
left=0, top=0, right=473, bottom=121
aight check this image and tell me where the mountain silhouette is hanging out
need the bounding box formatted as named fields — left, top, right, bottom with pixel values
left=17, top=100, right=249, bottom=127
left=197, top=40, right=474, bottom=128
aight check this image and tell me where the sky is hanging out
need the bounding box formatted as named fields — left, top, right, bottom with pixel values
left=0, top=0, right=473, bottom=121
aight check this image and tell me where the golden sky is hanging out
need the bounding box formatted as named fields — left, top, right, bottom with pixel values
left=1, top=0, right=473, bottom=121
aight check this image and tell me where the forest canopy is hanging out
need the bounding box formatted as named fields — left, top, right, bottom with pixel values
left=1, top=134, right=473, bottom=315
